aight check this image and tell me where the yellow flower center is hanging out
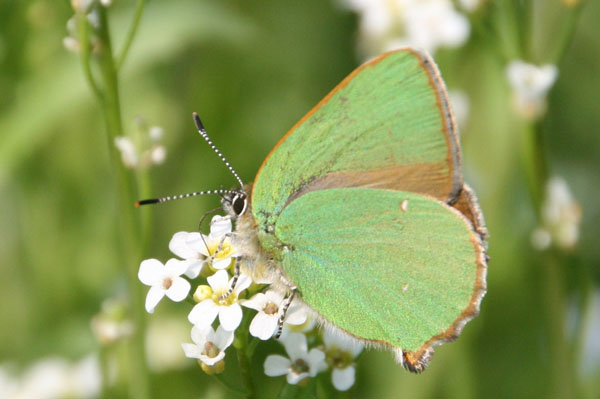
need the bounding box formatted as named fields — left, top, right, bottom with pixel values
left=212, top=290, right=237, bottom=306
left=207, top=240, right=233, bottom=260
left=263, top=302, right=279, bottom=316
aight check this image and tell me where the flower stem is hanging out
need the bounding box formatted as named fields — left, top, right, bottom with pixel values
left=94, top=6, right=150, bottom=399
left=234, top=315, right=256, bottom=399
left=116, top=0, right=147, bottom=70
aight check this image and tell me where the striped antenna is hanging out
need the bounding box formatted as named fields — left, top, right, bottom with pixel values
left=193, top=112, right=245, bottom=190
left=135, top=189, right=240, bottom=207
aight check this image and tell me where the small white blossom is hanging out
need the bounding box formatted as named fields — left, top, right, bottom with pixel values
left=91, top=298, right=134, bottom=345
left=264, top=332, right=327, bottom=385
left=71, top=0, right=93, bottom=13
left=458, top=0, right=481, bottom=12
left=342, top=0, right=470, bottom=57
left=182, top=325, right=235, bottom=366
left=138, top=258, right=191, bottom=313
left=188, top=270, right=252, bottom=331
left=145, top=316, right=191, bottom=372
left=242, top=290, right=307, bottom=340
left=188, top=216, right=238, bottom=271
left=100, top=0, right=113, bottom=7
left=532, top=177, right=582, bottom=250
left=506, top=60, right=558, bottom=119
left=114, top=136, right=139, bottom=169
left=149, top=126, right=164, bottom=141
left=169, top=232, right=208, bottom=278
left=322, top=330, right=364, bottom=391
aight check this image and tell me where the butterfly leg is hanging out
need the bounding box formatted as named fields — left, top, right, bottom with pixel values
left=218, top=254, right=241, bottom=301
left=274, top=286, right=297, bottom=339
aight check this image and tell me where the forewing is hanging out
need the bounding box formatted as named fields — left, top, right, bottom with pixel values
left=274, top=188, right=486, bottom=359
left=252, top=49, right=461, bottom=232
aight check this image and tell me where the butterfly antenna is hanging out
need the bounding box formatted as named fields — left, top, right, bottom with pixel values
left=135, top=189, right=240, bottom=207
left=193, top=112, right=245, bottom=190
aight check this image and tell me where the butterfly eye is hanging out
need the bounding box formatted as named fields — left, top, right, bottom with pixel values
left=232, top=194, right=247, bottom=216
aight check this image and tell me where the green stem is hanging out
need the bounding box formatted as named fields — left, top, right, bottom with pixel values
left=76, top=11, right=103, bottom=101
left=95, top=6, right=150, bottom=399
left=552, top=1, right=585, bottom=64
left=116, top=0, right=147, bottom=70
left=234, top=315, right=256, bottom=399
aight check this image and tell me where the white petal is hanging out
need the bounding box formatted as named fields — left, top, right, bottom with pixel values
left=210, top=216, right=232, bottom=237
left=183, top=259, right=205, bottom=279
left=145, top=286, right=165, bottom=313
left=241, top=293, right=268, bottom=311
left=307, top=348, right=327, bottom=376
left=234, top=273, right=252, bottom=293
left=165, top=277, right=191, bottom=302
left=213, top=326, right=235, bottom=350
left=284, top=302, right=308, bottom=325
left=264, top=355, right=291, bottom=377
left=212, top=257, right=232, bottom=270
left=185, top=232, right=208, bottom=253
left=287, top=371, right=309, bottom=385
left=249, top=312, right=278, bottom=340
left=169, top=232, right=195, bottom=259
left=322, top=329, right=363, bottom=356
left=191, top=325, right=213, bottom=346
left=164, top=258, right=189, bottom=277
left=199, top=351, right=225, bottom=366
left=138, top=259, right=164, bottom=286
left=332, top=366, right=355, bottom=391
left=218, top=304, right=243, bottom=331
left=207, top=270, right=229, bottom=290
left=283, top=333, right=308, bottom=361
left=188, top=300, right=219, bottom=327
left=181, top=343, right=202, bottom=359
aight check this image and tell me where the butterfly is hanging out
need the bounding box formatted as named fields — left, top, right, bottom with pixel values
left=139, top=48, right=488, bottom=373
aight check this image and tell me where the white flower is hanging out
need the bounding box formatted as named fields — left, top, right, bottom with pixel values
left=91, top=298, right=134, bottom=345
left=188, top=216, right=238, bottom=271
left=402, top=0, right=470, bottom=53
left=533, top=177, right=582, bottom=250
left=114, top=136, right=139, bottom=169
left=182, top=325, right=234, bottom=366
left=138, top=258, right=191, bottom=313
left=341, top=0, right=470, bottom=57
left=242, top=290, right=307, bottom=340
left=169, top=232, right=208, bottom=278
left=458, top=0, right=481, bottom=12
left=188, top=270, right=251, bottom=331
left=264, top=332, right=327, bottom=385
left=322, top=330, right=364, bottom=391
left=506, top=60, right=558, bottom=119
left=448, top=90, right=470, bottom=129
left=146, top=316, right=191, bottom=372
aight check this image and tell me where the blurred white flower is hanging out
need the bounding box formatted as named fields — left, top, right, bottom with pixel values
left=264, top=332, right=327, bottom=385
left=0, top=365, right=18, bottom=398
left=182, top=325, right=234, bottom=366
left=12, top=356, right=100, bottom=399
left=532, top=177, right=582, bottom=250
left=100, top=0, right=113, bottom=7
left=242, top=290, right=307, bottom=340
left=458, top=0, right=481, bottom=12
left=342, top=0, right=470, bottom=57
left=114, top=136, right=139, bottom=169
left=71, top=0, right=93, bottom=13
left=138, top=258, right=191, bottom=313
left=113, top=123, right=167, bottom=169
left=506, top=60, right=558, bottom=120
left=322, top=330, right=364, bottom=391
left=188, top=270, right=252, bottom=331
left=448, top=89, right=470, bottom=129
left=91, top=298, right=134, bottom=345
left=145, top=316, right=191, bottom=372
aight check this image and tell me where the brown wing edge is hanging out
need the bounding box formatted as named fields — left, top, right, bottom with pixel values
left=400, top=183, right=488, bottom=373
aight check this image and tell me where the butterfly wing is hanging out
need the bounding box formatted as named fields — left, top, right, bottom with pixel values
left=273, top=187, right=486, bottom=371
left=251, top=49, right=463, bottom=234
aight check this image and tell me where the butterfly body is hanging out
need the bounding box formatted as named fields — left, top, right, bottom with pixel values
left=229, top=48, right=487, bottom=372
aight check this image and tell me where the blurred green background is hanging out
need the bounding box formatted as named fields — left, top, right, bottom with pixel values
left=1, top=0, right=599, bottom=398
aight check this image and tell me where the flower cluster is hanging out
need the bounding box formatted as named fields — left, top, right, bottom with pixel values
left=114, top=124, right=167, bottom=170
left=341, top=0, right=472, bottom=59
left=64, top=0, right=112, bottom=53
left=531, top=176, right=582, bottom=251
left=138, top=215, right=363, bottom=391
left=506, top=60, right=559, bottom=120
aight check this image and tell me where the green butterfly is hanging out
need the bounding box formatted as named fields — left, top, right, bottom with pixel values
left=143, top=48, right=488, bottom=373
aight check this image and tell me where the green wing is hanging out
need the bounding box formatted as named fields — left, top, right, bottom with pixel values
left=251, top=49, right=462, bottom=235
left=273, top=188, right=486, bottom=360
